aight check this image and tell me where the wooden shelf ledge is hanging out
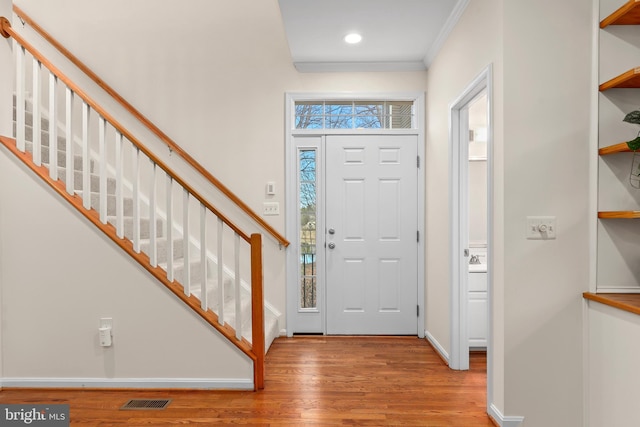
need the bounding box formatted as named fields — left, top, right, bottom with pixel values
left=600, top=67, right=640, bottom=91
left=598, top=211, right=640, bottom=219
left=599, top=142, right=632, bottom=155
left=601, top=0, right=640, bottom=28
left=584, top=292, right=640, bottom=316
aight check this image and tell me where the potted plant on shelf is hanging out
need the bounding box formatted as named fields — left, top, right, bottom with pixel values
left=623, top=110, right=640, bottom=188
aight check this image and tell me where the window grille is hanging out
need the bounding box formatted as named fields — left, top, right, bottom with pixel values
left=295, top=100, right=414, bottom=130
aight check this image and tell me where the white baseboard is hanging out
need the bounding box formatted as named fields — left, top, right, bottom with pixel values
left=488, top=403, right=524, bottom=427
left=425, top=330, right=450, bottom=364
left=1, top=377, right=253, bottom=390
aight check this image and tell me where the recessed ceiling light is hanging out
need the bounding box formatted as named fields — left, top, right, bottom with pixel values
left=344, top=33, right=362, bottom=44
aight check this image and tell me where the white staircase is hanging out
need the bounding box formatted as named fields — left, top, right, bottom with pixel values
left=13, top=98, right=280, bottom=352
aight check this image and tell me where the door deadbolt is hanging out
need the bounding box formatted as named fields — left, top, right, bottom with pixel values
left=328, top=228, right=335, bottom=235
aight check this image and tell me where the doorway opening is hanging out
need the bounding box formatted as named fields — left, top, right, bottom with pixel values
left=285, top=93, right=425, bottom=337
left=449, top=65, right=493, bottom=387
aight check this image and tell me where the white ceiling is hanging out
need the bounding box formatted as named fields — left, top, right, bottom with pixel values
left=278, top=0, right=469, bottom=72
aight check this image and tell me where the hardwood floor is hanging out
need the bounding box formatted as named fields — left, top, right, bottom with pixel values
left=0, top=337, right=494, bottom=426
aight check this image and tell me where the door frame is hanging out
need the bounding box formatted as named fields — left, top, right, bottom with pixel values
left=285, top=92, right=425, bottom=337
left=448, top=65, right=493, bottom=386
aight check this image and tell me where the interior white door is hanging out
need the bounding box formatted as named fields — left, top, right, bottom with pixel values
left=325, top=134, right=418, bottom=335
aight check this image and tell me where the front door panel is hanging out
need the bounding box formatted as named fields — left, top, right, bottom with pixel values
left=325, top=135, right=418, bottom=335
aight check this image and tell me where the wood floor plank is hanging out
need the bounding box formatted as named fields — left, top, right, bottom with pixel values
left=0, top=337, right=493, bottom=426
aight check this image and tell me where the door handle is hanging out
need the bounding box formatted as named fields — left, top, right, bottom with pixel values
left=328, top=242, right=336, bottom=249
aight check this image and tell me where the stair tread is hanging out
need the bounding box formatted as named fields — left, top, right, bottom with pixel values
left=159, top=258, right=200, bottom=268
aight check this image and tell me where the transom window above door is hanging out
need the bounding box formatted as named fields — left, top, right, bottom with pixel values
left=295, top=100, right=415, bottom=130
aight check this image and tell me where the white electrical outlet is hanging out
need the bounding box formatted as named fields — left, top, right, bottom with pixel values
left=100, top=318, right=113, bottom=329
left=99, top=318, right=113, bottom=347
left=526, top=216, right=557, bottom=240
left=263, top=202, right=280, bottom=216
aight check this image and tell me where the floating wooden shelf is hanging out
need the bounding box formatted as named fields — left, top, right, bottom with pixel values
left=599, top=142, right=632, bottom=155
left=601, top=0, right=640, bottom=28
left=598, top=211, right=640, bottom=218
left=584, top=292, right=640, bottom=315
left=600, top=67, right=640, bottom=90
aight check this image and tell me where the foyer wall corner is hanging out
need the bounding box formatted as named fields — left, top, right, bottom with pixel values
left=425, top=0, right=505, bottom=412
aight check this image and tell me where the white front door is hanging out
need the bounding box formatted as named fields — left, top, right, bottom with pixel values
left=325, top=135, right=418, bottom=335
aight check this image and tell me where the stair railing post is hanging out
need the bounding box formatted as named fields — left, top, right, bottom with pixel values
left=250, top=233, right=265, bottom=390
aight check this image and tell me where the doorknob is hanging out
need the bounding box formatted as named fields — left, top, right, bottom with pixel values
left=328, top=242, right=336, bottom=249
left=328, top=228, right=335, bottom=235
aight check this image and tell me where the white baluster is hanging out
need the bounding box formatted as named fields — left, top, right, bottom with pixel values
left=200, top=204, right=207, bottom=310
left=217, top=218, right=224, bottom=325
left=115, top=132, right=124, bottom=238
left=149, top=162, right=158, bottom=267
left=65, top=87, right=74, bottom=194
left=182, top=188, right=191, bottom=295
left=132, top=147, right=140, bottom=252
left=234, top=233, right=242, bottom=340
left=15, top=45, right=25, bottom=152
left=32, top=58, right=41, bottom=166
left=166, top=176, right=174, bottom=282
left=48, top=72, right=58, bottom=181
left=81, top=102, right=91, bottom=210
left=98, top=117, right=107, bottom=223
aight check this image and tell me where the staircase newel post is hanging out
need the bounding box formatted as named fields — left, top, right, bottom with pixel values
left=250, top=233, right=265, bottom=390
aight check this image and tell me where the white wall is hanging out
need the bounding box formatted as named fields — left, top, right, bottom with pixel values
left=469, top=160, right=488, bottom=245
left=0, top=151, right=252, bottom=385
left=502, top=0, right=592, bottom=425
left=426, top=0, right=505, bottom=411
left=0, top=0, right=12, bottom=390
left=469, top=95, right=488, bottom=246
left=2, top=0, right=428, bottom=382
left=588, top=301, right=640, bottom=426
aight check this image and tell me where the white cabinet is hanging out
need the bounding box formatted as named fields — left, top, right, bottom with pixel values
left=468, top=272, right=487, bottom=348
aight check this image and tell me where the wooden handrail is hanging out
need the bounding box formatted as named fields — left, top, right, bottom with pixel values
left=11, top=6, right=290, bottom=248
left=1, top=19, right=252, bottom=243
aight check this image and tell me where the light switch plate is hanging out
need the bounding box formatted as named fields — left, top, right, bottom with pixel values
left=263, top=202, right=280, bottom=216
left=266, top=182, right=276, bottom=195
left=526, top=216, right=556, bottom=240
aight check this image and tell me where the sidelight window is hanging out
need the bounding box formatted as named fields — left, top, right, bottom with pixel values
left=299, top=149, right=317, bottom=309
